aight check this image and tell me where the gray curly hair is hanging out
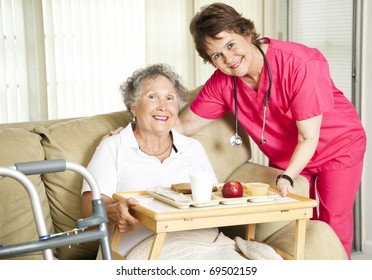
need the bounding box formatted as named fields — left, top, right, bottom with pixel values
left=119, top=64, right=189, bottom=118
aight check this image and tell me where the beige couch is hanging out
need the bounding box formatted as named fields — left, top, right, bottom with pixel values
left=0, top=87, right=347, bottom=260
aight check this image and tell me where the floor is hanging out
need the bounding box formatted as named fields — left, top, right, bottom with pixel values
left=351, top=252, right=372, bottom=260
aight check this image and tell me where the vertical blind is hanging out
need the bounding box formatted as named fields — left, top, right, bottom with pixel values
left=42, top=0, right=145, bottom=120
left=289, top=0, right=353, bottom=100
left=1, top=0, right=146, bottom=123
left=0, top=0, right=30, bottom=122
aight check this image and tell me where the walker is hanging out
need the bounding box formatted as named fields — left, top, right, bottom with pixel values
left=0, top=159, right=112, bottom=260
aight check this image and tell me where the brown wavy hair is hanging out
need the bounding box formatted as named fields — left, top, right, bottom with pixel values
left=189, top=3, right=260, bottom=64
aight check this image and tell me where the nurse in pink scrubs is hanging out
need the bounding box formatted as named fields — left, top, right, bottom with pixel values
left=177, top=3, right=366, bottom=259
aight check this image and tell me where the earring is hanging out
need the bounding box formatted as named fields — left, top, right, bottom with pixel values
left=132, top=116, right=136, bottom=122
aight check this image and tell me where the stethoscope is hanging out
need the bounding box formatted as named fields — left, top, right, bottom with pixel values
left=230, top=43, right=272, bottom=147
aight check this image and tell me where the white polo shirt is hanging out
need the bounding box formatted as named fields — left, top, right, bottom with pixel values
left=81, top=123, right=217, bottom=257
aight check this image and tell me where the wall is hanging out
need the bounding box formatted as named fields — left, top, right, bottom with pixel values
left=143, top=0, right=262, bottom=90
left=145, top=0, right=195, bottom=89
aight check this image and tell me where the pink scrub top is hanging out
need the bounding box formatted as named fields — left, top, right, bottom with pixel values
left=190, top=38, right=366, bottom=173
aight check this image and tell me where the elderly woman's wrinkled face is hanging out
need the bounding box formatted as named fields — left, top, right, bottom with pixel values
left=131, top=76, right=179, bottom=136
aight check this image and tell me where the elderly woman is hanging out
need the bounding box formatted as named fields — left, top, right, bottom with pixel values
left=81, top=63, right=281, bottom=260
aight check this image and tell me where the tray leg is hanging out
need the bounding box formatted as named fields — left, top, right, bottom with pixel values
left=293, top=219, right=306, bottom=260
left=148, top=232, right=167, bottom=260
left=245, top=224, right=256, bottom=240
left=111, top=228, right=125, bottom=260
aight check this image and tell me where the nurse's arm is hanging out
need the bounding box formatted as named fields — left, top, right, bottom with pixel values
left=278, top=115, right=322, bottom=196
left=176, top=107, right=213, bottom=136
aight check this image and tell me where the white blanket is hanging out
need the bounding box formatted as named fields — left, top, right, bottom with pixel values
left=126, top=228, right=283, bottom=260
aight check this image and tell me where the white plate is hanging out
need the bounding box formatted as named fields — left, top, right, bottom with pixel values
left=212, top=192, right=248, bottom=205
left=148, top=191, right=222, bottom=209
left=186, top=195, right=221, bottom=208
left=247, top=193, right=279, bottom=203
left=148, top=191, right=192, bottom=209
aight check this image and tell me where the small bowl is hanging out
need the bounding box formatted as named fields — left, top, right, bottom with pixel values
left=244, top=182, right=269, bottom=196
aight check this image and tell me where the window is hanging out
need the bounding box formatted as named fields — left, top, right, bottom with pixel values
left=1, top=0, right=260, bottom=124
left=42, top=0, right=145, bottom=120
left=0, top=0, right=30, bottom=122
left=286, top=0, right=361, bottom=253
left=288, top=0, right=353, bottom=100
left=1, top=0, right=145, bottom=123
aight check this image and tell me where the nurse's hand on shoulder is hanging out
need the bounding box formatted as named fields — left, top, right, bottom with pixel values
left=101, top=127, right=124, bottom=142
left=276, top=180, right=295, bottom=197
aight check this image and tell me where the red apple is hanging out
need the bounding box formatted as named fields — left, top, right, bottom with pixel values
left=222, top=181, right=243, bottom=198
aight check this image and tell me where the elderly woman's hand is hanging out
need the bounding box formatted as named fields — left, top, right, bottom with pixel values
left=108, top=198, right=141, bottom=233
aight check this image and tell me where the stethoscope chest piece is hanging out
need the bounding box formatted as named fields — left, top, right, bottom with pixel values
left=230, top=76, right=243, bottom=147
left=230, top=134, right=242, bottom=147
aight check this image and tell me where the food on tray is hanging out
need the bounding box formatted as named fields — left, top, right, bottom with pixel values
left=221, top=181, right=244, bottom=198
left=171, top=183, right=218, bottom=194
left=171, top=183, right=192, bottom=194
left=154, top=187, right=191, bottom=203
left=245, top=182, right=269, bottom=196
left=213, top=183, right=224, bottom=191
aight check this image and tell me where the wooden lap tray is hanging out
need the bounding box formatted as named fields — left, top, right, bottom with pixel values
left=112, top=188, right=317, bottom=260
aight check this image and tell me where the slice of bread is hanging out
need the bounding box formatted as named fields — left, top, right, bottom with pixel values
left=171, top=183, right=192, bottom=194
left=171, top=183, right=218, bottom=194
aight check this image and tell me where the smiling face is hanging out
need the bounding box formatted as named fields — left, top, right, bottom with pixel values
left=131, top=75, right=179, bottom=137
left=205, top=31, right=258, bottom=78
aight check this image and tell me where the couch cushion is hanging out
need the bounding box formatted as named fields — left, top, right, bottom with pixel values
left=185, top=86, right=251, bottom=183
left=34, top=111, right=131, bottom=259
left=0, top=129, right=53, bottom=260
left=265, top=220, right=348, bottom=260
left=191, top=113, right=251, bottom=183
